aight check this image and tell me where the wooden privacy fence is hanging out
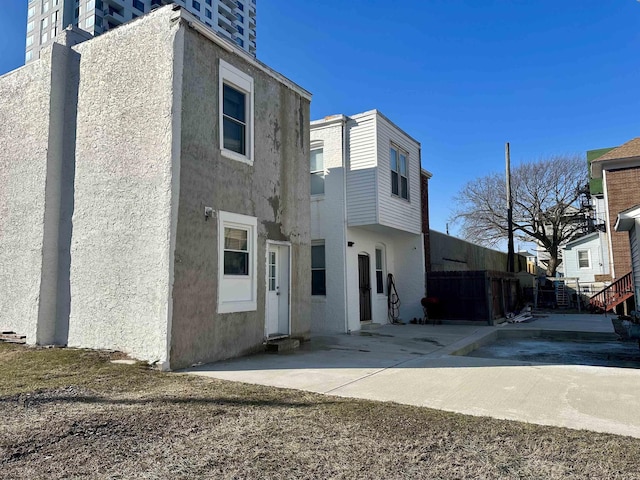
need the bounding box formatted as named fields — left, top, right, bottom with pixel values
left=426, top=270, right=520, bottom=325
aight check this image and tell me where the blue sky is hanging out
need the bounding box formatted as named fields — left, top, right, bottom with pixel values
left=2, top=1, right=639, bottom=241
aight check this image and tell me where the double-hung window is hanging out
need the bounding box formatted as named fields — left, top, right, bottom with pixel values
left=224, top=227, right=249, bottom=275
left=218, top=211, right=257, bottom=313
left=311, top=243, right=326, bottom=296
left=390, top=145, right=409, bottom=200
left=219, top=59, right=254, bottom=164
left=310, top=148, right=324, bottom=195
left=578, top=250, right=590, bottom=269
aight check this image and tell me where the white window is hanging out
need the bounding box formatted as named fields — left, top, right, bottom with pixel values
left=27, top=21, right=34, bottom=33
left=41, top=31, right=48, bottom=43
left=310, top=147, right=324, bottom=195
left=219, top=59, right=254, bottom=164
left=43, top=1, right=49, bottom=13
left=218, top=211, right=257, bottom=313
left=311, top=242, right=326, bottom=296
left=86, top=16, right=94, bottom=28
left=375, top=246, right=385, bottom=295
left=578, top=250, right=591, bottom=269
left=25, top=50, right=33, bottom=62
left=26, top=36, right=33, bottom=48
left=390, top=145, right=409, bottom=200
left=28, top=6, right=36, bottom=17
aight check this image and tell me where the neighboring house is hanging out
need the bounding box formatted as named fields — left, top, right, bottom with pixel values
left=591, top=137, right=640, bottom=280
left=561, top=232, right=610, bottom=294
left=0, top=6, right=311, bottom=369
left=615, top=205, right=640, bottom=309
left=309, top=111, right=426, bottom=333
left=589, top=137, right=640, bottom=313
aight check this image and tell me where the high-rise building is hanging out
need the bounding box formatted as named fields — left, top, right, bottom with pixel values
left=25, top=0, right=256, bottom=63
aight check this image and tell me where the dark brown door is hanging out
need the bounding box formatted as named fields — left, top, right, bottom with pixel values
left=358, top=254, right=372, bottom=322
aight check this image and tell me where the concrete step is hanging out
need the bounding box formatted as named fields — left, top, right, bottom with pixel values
left=360, top=322, right=384, bottom=331
left=265, top=338, right=300, bottom=353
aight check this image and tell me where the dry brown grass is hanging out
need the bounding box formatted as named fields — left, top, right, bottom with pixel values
left=2, top=342, right=640, bottom=479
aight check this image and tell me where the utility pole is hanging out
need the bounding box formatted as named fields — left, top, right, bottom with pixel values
left=506, top=142, right=515, bottom=273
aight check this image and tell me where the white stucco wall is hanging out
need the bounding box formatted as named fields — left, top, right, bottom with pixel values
left=0, top=52, right=56, bottom=343
left=345, top=227, right=424, bottom=332
left=66, top=9, right=179, bottom=366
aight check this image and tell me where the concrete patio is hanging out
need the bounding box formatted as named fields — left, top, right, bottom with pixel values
left=184, top=313, right=640, bottom=438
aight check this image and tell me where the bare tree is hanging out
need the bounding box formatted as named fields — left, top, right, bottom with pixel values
left=451, top=155, right=588, bottom=276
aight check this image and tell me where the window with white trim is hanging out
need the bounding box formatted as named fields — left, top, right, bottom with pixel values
left=219, top=59, right=254, bottom=164
left=218, top=211, right=257, bottom=313
left=311, top=242, right=326, bottom=296
left=578, top=250, right=590, bottom=269
left=375, top=247, right=385, bottom=294
left=390, top=145, right=408, bottom=200
left=310, top=147, right=324, bottom=195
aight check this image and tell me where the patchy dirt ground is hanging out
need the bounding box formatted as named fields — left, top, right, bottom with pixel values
left=2, top=343, right=640, bottom=479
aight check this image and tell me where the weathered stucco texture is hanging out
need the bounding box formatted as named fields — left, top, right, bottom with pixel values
left=0, top=55, right=57, bottom=343
left=66, top=10, right=179, bottom=366
left=169, top=26, right=311, bottom=369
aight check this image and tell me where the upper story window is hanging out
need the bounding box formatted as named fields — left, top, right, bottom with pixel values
left=237, top=1, right=244, bottom=10
left=192, top=0, right=201, bottom=11
left=390, top=145, right=408, bottom=200
left=578, top=250, right=590, bottom=269
left=236, top=12, right=244, bottom=23
left=310, top=147, right=324, bottom=195
left=133, top=0, right=145, bottom=12
left=219, top=59, right=254, bottom=164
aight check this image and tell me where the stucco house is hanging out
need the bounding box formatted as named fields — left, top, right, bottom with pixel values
left=309, top=111, right=427, bottom=333
left=0, top=5, right=311, bottom=369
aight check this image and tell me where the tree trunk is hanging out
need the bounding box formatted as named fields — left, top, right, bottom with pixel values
left=546, top=256, right=559, bottom=277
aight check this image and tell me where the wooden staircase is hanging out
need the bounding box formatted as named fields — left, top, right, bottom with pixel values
left=589, top=271, right=635, bottom=313
left=555, top=281, right=569, bottom=308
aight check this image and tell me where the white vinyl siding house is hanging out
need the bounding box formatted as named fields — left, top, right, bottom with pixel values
left=346, top=114, right=377, bottom=226
left=310, top=110, right=425, bottom=334
left=345, top=111, right=421, bottom=235
left=561, top=232, right=610, bottom=286
left=376, top=113, right=421, bottom=234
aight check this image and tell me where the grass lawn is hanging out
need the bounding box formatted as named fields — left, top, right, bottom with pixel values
left=2, top=343, right=640, bottom=479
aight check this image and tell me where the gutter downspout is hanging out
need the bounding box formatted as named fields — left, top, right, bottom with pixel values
left=342, top=118, right=350, bottom=333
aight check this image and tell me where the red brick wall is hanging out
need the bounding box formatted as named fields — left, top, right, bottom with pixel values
left=605, top=168, right=640, bottom=278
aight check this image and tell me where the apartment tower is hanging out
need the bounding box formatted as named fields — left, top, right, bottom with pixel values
left=25, top=0, right=256, bottom=63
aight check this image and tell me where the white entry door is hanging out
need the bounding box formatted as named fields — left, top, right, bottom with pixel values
left=266, top=243, right=290, bottom=338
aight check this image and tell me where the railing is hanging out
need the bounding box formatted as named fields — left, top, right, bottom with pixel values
left=589, top=271, right=634, bottom=312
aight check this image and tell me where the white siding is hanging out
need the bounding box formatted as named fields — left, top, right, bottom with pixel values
left=631, top=221, right=640, bottom=303
left=346, top=114, right=377, bottom=225
left=562, top=232, right=609, bottom=283
left=376, top=114, right=421, bottom=234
